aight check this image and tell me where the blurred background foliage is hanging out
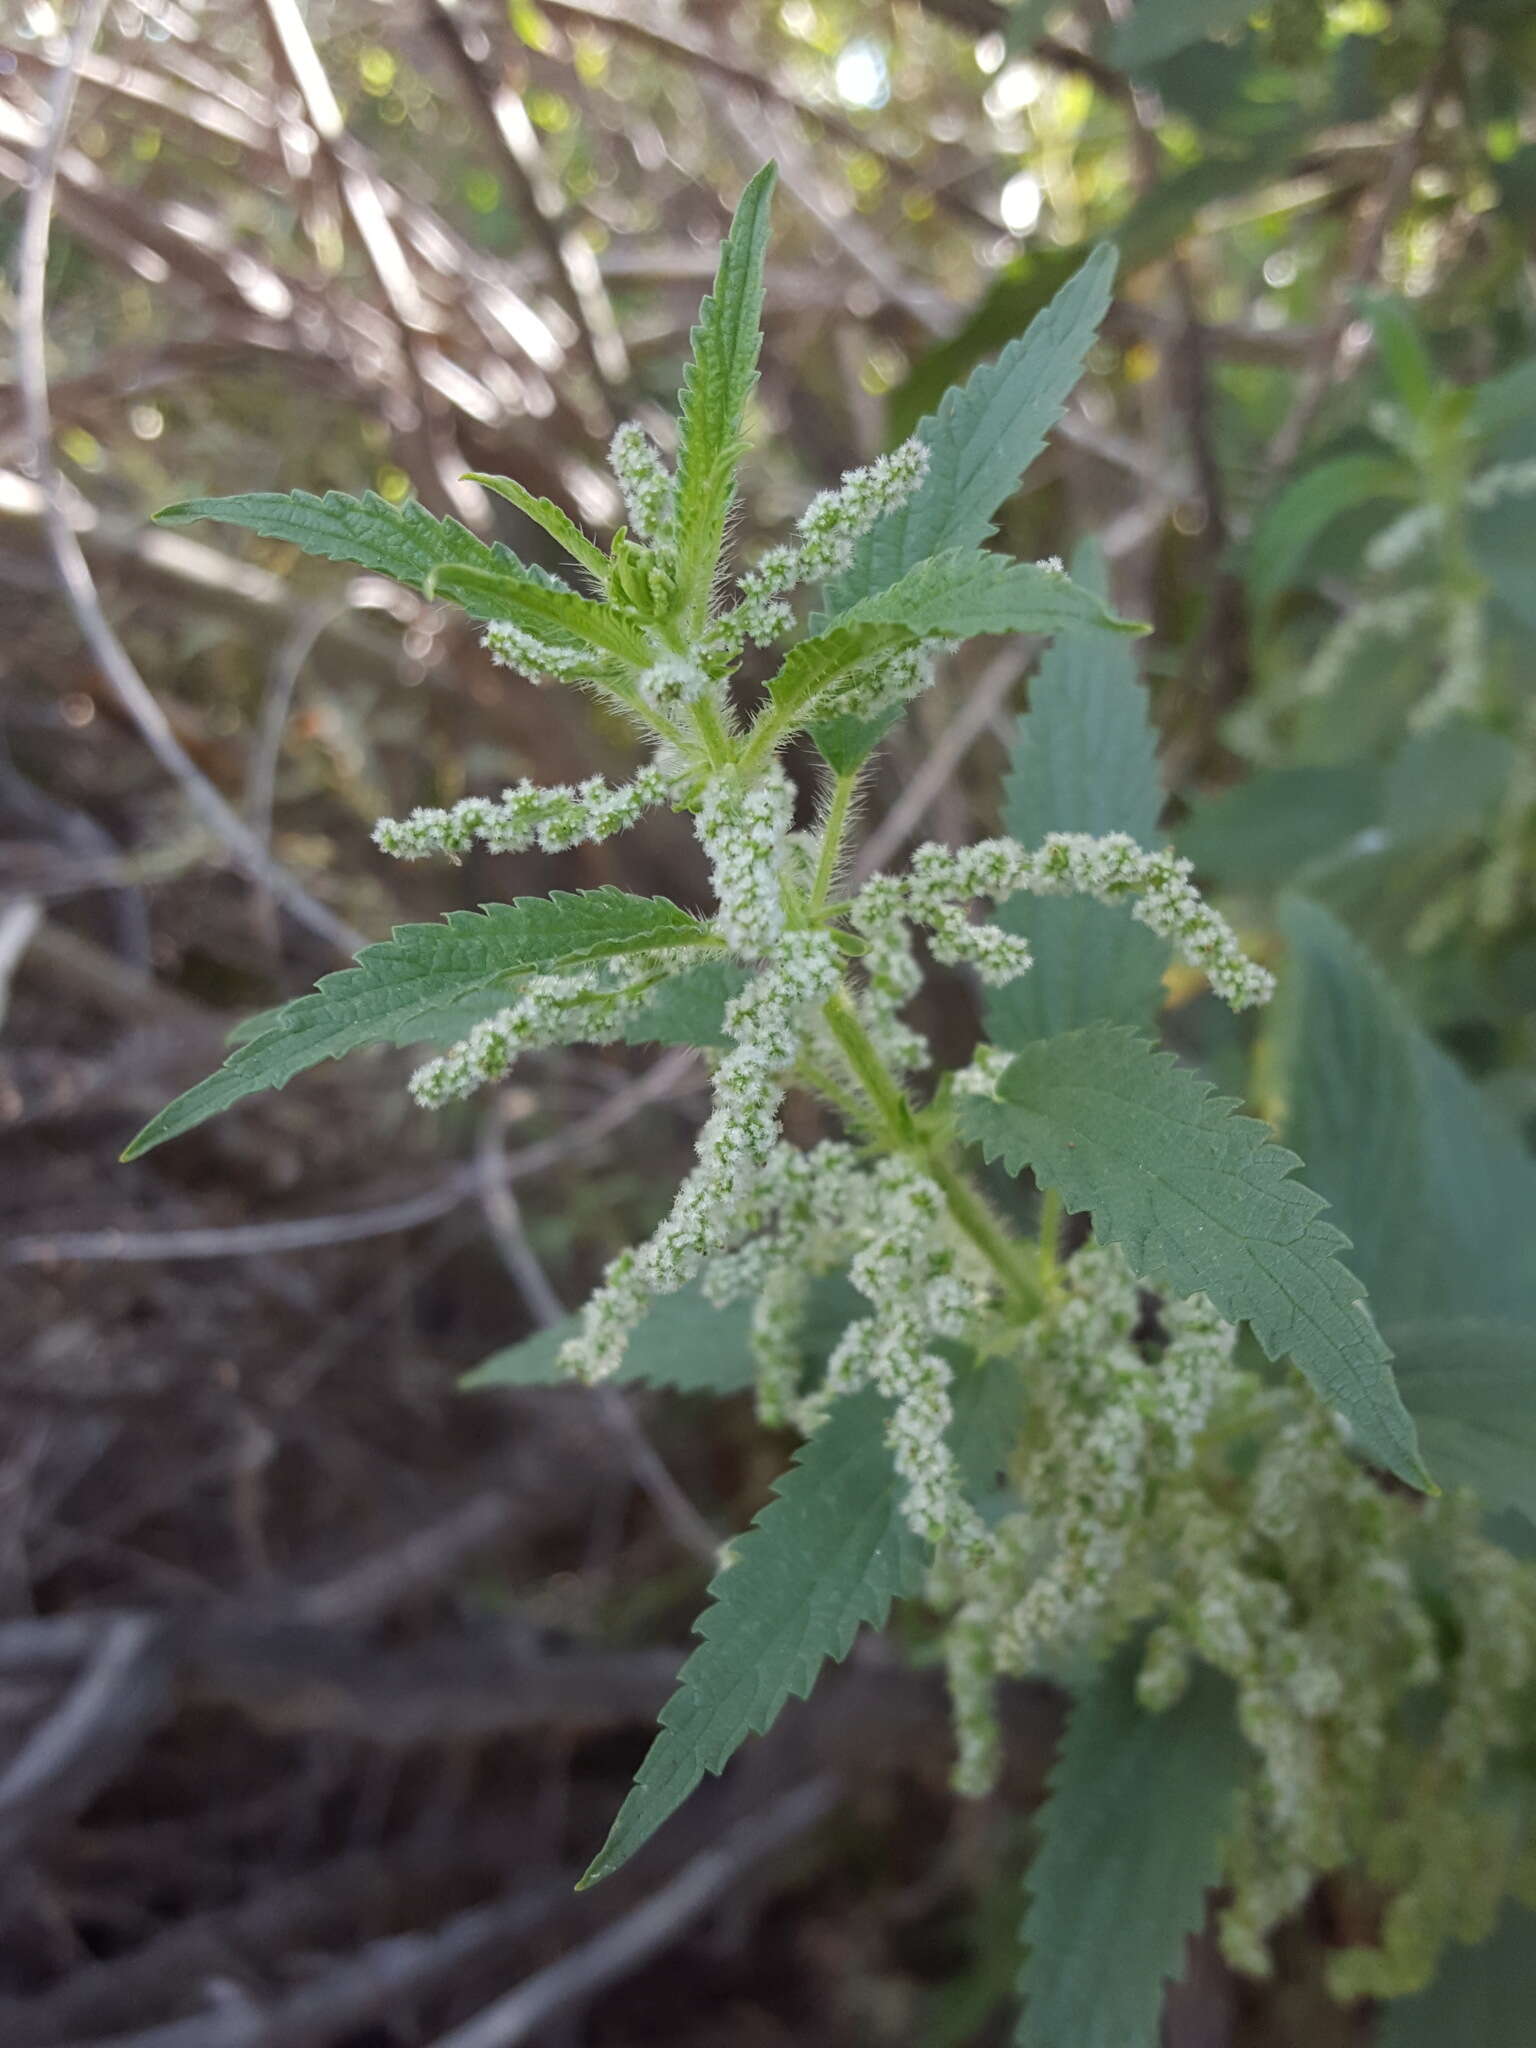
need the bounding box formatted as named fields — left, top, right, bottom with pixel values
left=1, top=1, right=1534, bottom=2043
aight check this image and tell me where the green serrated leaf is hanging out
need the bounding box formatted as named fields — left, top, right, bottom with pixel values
left=1386, top=1320, right=1536, bottom=1526
left=464, top=472, right=610, bottom=581
left=1017, top=1647, right=1247, bottom=2048
left=465, top=1281, right=758, bottom=1395
left=987, top=544, right=1166, bottom=1046
left=154, top=490, right=569, bottom=598
left=808, top=707, right=907, bottom=776
left=765, top=619, right=917, bottom=726
left=768, top=550, right=1138, bottom=735
left=1362, top=294, right=1438, bottom=422
left=1111, top=0, right=1256, bottom=73
left=842, top=547, right=1139, bottom=640
left=1382, top=722, right=1514, bottom=849
left=1179, top=765, right=1384, bottom=892
left=957, top=1023, right=1428, bottom=1489
left=1279, top=897, right=1536, bottom=1330
left=619, top=958, right=750, bottom=1048
left=825, top=247, right=1118, bottom=615
left=672, top=163, right=777, bottom=622
left=426, top=561, right=654, bottom=662
left=1378, top=1900, right=1536, bottom=2047
left=1246, top=454, right=1414, bottom=613
left=124, top=891, right=715, bottom=1158
left=579, top=1383, right=927, bottom=1884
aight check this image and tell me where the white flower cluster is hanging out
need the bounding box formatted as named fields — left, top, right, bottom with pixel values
left=934, top=1249, right=1242, bottom=1792
left=483, top=619, right=591, bottom=682
left=695, top=768, right=795, bottom=955
left=733, top=437, right=931, bottom=644
left=408, top=971, right=646, bottom=1108
left=559, top=931, right=842, bottom=1382
left=856, top=902, right=928, bottom=1075
left=807, top=1160, right=990, bottom=1555
left=853, top=831, right=1276, bottom=1010
left=637, top=651, right=710, bottom=712
left=609, top=420, right=674, bottom=541
left=1364, top=501, right=1442, bottom=576
left=701, top=1140, right=877, bottom=1424
left=374, top=766, right=669, bottom=861
left=1466, top=455, right=1536, bottom=510
left=835, top=640, right=952, bottom=720
left=1413, top=594, right=1486, bottom=730
left=927, top=1242, right=1536, bottom=1998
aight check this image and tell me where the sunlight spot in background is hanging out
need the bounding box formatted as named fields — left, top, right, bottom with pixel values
left=834, top=40, right=889, bottom=111
left=1000, top=170, right=1043, bottom=236
left=987, top=62, right=1044, bottom=116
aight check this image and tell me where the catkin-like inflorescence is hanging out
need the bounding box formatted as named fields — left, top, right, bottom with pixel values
left=926, top=1243, right=1536, bottom=1995
left=1413, top=595, right=1486, bottom=730
left=482, top=620, right=593, bottom=683
left=408, top=972, right=648, bottom=1108
left=637, top=652, right=710, bottom=711
left=700, top=1140, right=879, bottom=1424
left=374, top=766, right=669, bottom=862
left=852, top=831, right=1275, bottom=1010
left=856, top=902, right=929, bottom=1076
left=1364, top=502, right=1443, bottom=576
left=695, top=768, right=796, bottom=955
left=805, top=1159, right=991, bottom=1556
left=608, top=421, right=674, bottom=542
left=1300, top=589, right=1437, bottom=701
left=834, top=641, right=953, bottom=720
left=559, top=931, right=843, bottom=1383
left=732, top=437, right=931, bottom=644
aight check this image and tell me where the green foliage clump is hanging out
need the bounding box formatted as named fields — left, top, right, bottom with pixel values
left=128, top=166, right=1536, bottom=2045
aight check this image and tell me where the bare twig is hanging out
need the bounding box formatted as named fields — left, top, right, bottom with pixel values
left=66, top=1882, right=567, bottom=2048
left=1, top=1045, right=703, bottom=1265
left=0, top=895, right=42, bottom=1028
left=11, top=5, right=366, bottom=961
left=0, top=1613, right=171, bottom=1861
left=288, top=1492, right=517, bottom=1628
left=1266, top=52, right=1452, bottom=476
left=420, top=0, right=627, bottom=405
left=539, top=0, right=996, bottom=234
left=713, top=90, right=948, bottom=335
left=424, top=1779, right=836, bottom=2048
left=254, top=0, right=478, bottom=522
left=0, top=1831, right=536, bottom=2048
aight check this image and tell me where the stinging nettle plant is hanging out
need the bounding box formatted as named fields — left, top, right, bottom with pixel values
left=129, top=167, right=1536, bottom=2041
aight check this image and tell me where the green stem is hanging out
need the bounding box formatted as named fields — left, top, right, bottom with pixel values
left=690, top=693, right=733, bottom=770
left=810, top=769, right=858, bottom=915
left=821, top=988, right=1040, bottom=1313
left=737, top=702, right=789, bottom=780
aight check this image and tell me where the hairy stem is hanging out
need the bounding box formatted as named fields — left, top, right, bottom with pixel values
left=690, top=692, right=734, bottom=769
left=810, top=769, right=858, bottom=915
left=821, top=987, right=1040, bottom=1312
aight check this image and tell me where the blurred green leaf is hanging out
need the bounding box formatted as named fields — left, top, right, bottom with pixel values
left=1279, top=896, right=1536, bottom=1329
left=1016, top=1647, right=1247, bottom=2048
left=1387, top=1320, right=1536, bottom=1525
left=1379, top=1902, right=1536, bottom=2046
left=987, top=543, right=1167, bottom=1046
left=1111, top=0, right=1257, bottom=74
